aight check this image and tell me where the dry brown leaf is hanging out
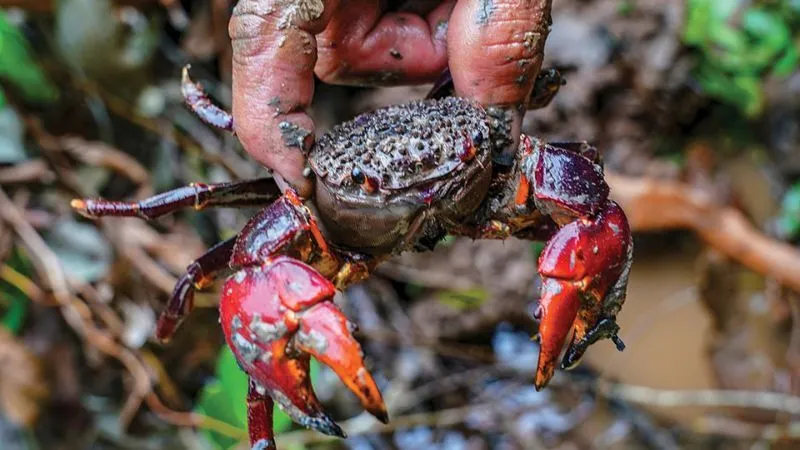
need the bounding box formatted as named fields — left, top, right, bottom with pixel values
left=0, top=328, right=49, bottom=426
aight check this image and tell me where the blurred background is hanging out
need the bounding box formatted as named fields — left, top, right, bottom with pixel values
left=1, top=0, right=800, bottom=449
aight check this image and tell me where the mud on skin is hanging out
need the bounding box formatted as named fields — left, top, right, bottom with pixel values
left=476, top=0, right=495, bottom=25
left=278, top=121, right=312, bottom=150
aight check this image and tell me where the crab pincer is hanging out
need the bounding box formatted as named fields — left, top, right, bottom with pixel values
left=521, top=138, right=633, bottom=389
left=219, top=256, right=388, bottom=438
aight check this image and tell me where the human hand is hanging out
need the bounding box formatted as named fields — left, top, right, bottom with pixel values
left=229, top=0, right=553, bottom=197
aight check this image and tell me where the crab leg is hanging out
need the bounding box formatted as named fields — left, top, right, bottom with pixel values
left=71, top=178, right=280, bottom=220
left=156, top=236, right=237, bottom=342
left=247, top=378, right=277, bottom=450
left=181, top=65, right=235, bottom=132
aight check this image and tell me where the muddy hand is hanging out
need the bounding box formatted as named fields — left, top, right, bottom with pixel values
left=228, top=0, right=553, bottom=196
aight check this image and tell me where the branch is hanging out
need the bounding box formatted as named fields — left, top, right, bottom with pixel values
left=595, top=380, right=800, bottom=415
left=607, top=173, right=800, bottom=293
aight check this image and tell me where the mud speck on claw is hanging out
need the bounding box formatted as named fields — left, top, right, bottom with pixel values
left=294, top=328, right=329, bottom=354
left=250, top=315, right=288, bottom=344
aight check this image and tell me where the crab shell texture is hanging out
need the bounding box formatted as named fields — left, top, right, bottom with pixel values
left=308, top=97, right=494, bottom=254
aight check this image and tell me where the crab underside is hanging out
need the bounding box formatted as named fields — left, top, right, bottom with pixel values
left=71, top=67, right=633, bottom=449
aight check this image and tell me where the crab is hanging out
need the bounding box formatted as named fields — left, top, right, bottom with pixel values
left=71, top=66, right=633, bottom=449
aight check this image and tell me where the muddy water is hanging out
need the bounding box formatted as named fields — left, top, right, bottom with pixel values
left=584, top=238, right=716, bottom=424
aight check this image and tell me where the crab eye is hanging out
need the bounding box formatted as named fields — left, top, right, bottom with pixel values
left=350, top=167, right=365, bottom=184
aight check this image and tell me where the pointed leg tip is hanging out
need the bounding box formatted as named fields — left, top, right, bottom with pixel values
left=155, top=318, right=178, bottom=343
left=70, top=198, right=85, bottom=210
left=70, top=199, right=92, bottom=217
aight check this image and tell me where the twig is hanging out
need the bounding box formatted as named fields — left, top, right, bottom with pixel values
left=376, top=262, right=481, bottom=291
left=145, top=393, right=247, bottom=440
left=0, top=187, right=152, bottom=427
left=358, top=328, right=496, bottom=363
left=105, top=222, right=179, bottom=295
left=0, top=263, right=48, bottom=304
left=0, top=187, right=90, bottom=329
left=0, top=160, right=55, bottom=185
left=268, top=401, right=512, bottom=449
left=0, top=187, right=230, bottom=436
left=607, top=173, right=800, bottom=293
left=595, top=380, right=800, bottom=415
left=70, top=78, right=252, bottom=180
left=694, top=415, right=800, bottom=440
left=60, top=137, right=152, bottom=197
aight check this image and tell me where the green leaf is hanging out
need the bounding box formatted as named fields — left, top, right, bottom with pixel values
left=531, top=241, right=546, bottom=261
left=436, top=288, right=489, bottom=310
left=0, top=12, right=58, bottom=104
left=617, top=0, right=635, bottom=17
left=0, top=283, right=28, bottom=335
left=777, top=183, right=800, bottom=240
left=0, top=248, right=34, bottom=335
left=682, top=0, right=800, bottom=115
left=692, top=63, right=764, bottom=117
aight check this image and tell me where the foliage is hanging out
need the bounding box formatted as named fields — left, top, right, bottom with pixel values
left=0, top=249, right=33, bottom=336
left=0, top=12, right=58, bottom=106
left=683, top=0, right=800, bottom=117
left=436, top=288, right=490, bottom=310
left=776, top=182, right=800, bottom=241
left=0, top=11, right=59, bottom=164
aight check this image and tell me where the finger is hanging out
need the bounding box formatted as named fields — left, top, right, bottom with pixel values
left=446, top=0, right=553, bottom=164
left=315, top=0, right=456, bottom=85
left=229, top=0, right=343, bottom=197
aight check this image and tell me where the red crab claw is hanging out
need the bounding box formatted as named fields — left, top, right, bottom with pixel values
left=295, top=302, right=388, bottom=422
left=219, top=256, right=388, bottom=437
left=533, top=201, right=631, bottom=390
